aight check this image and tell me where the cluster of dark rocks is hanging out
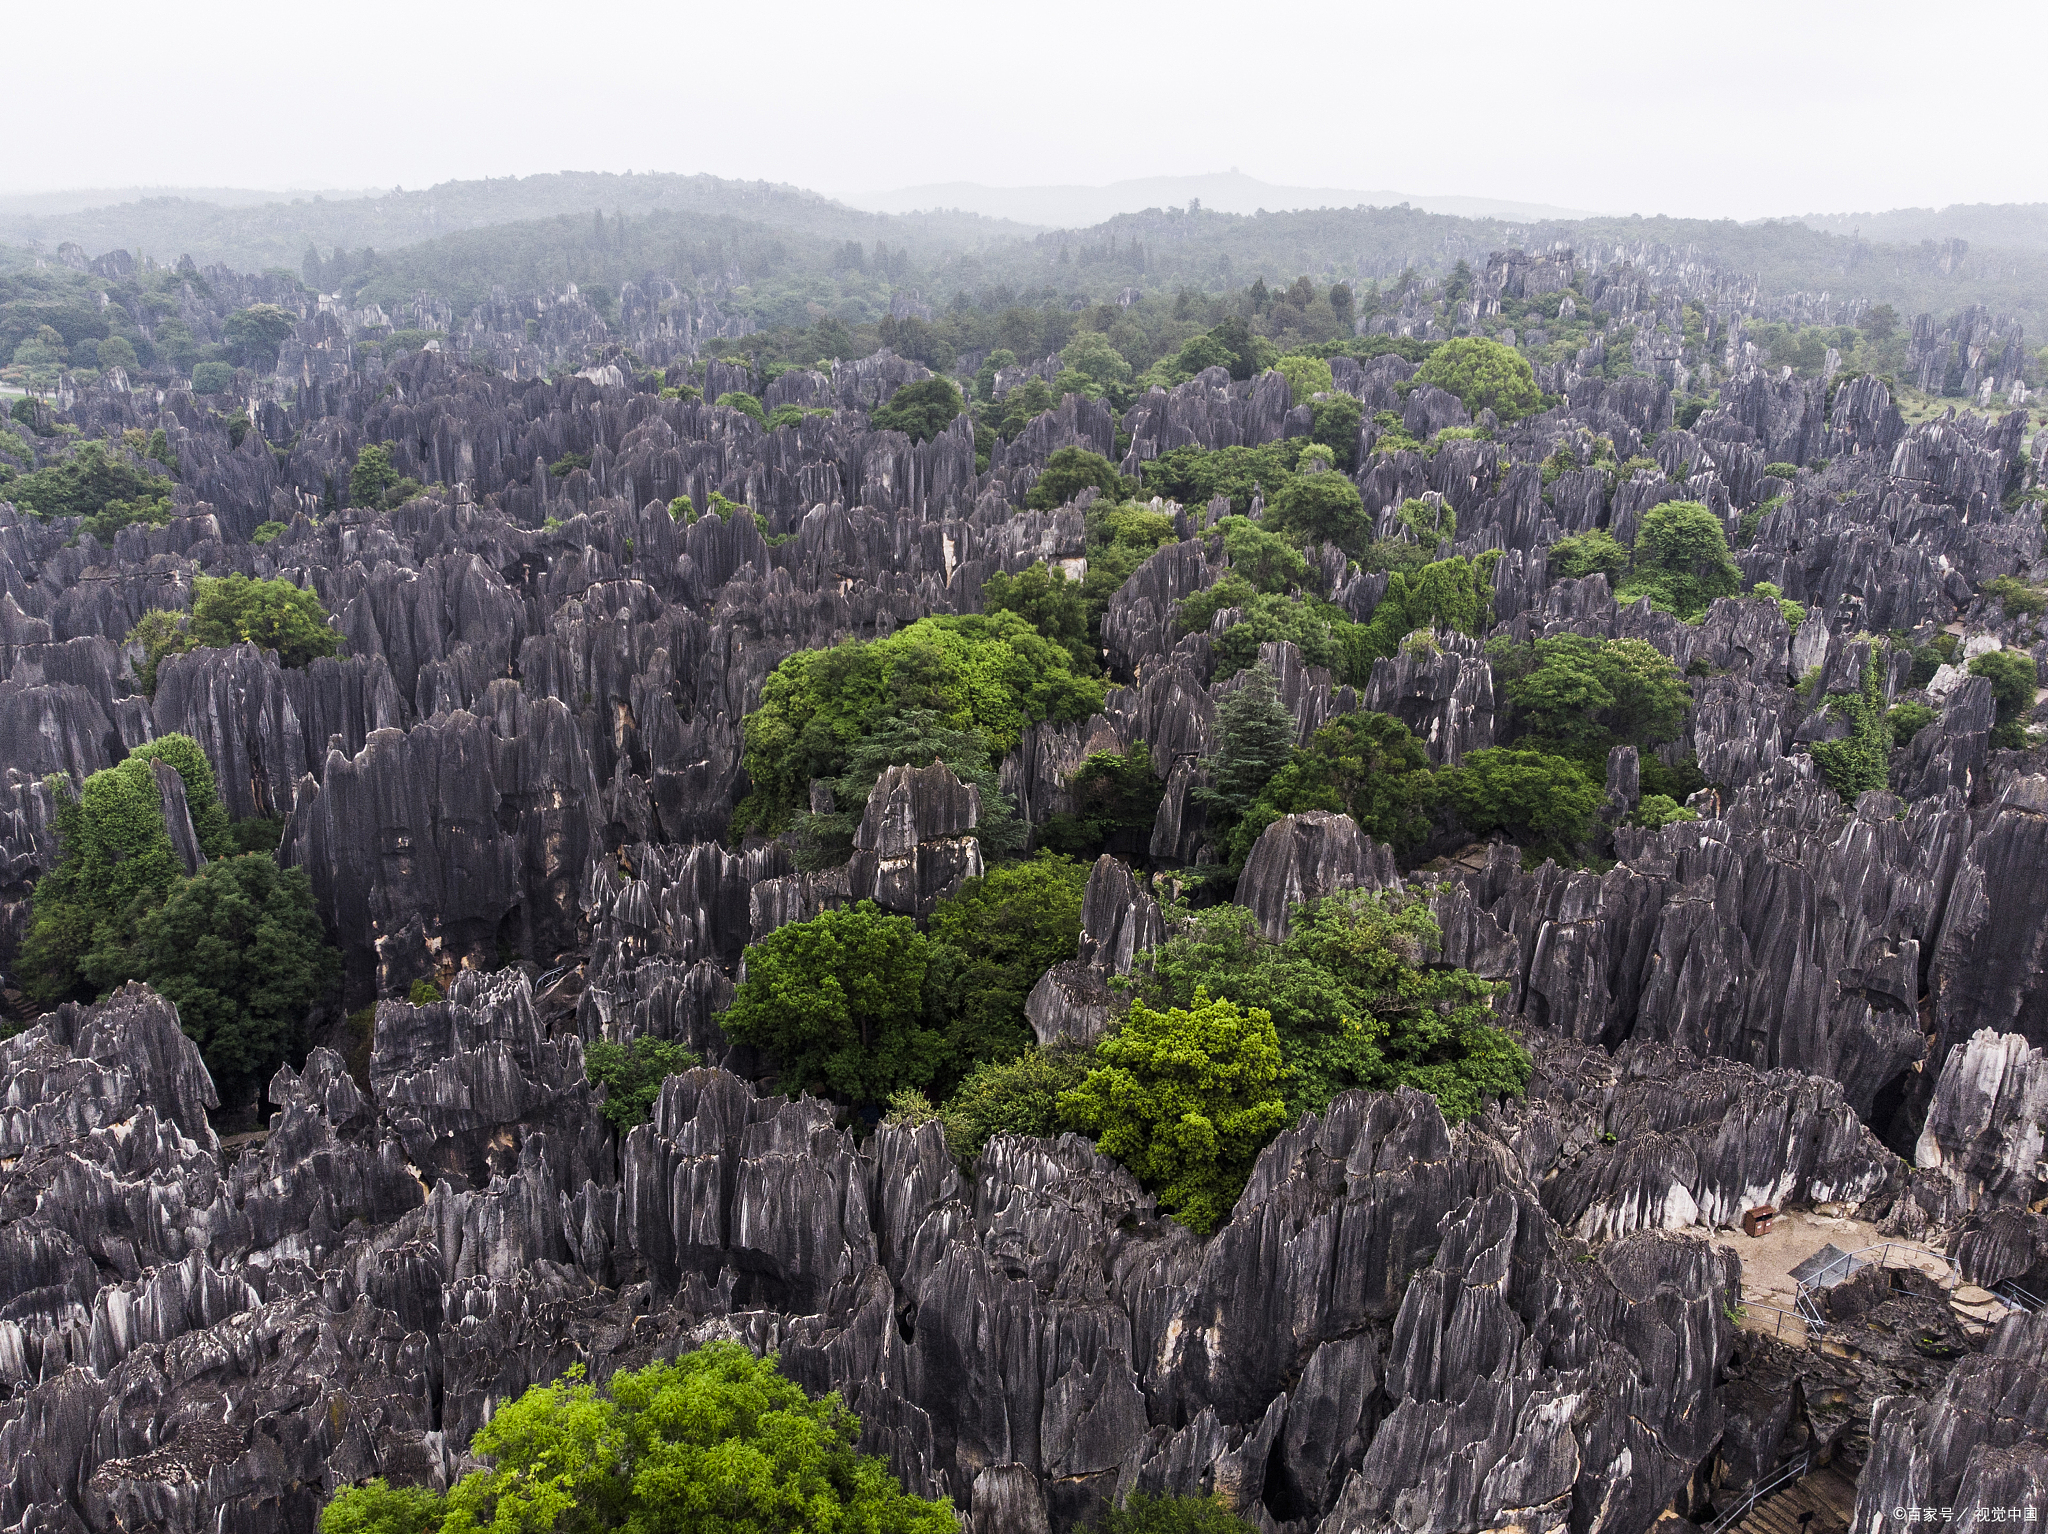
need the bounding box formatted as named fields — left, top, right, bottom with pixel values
left=0, top=233, right=2044, bottom=1533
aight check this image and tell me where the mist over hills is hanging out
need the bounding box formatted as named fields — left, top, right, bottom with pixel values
left=846, top=170, right=1602, bottom=226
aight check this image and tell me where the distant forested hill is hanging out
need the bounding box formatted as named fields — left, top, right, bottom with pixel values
left=0, top=171, right=1037, bottom=276
left=1796, top=204, right=2048, bottom=251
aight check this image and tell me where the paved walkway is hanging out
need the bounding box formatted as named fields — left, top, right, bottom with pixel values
left=1678, top=1210, right=1960, bottom=1344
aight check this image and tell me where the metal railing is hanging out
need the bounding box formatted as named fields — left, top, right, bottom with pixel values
left=1739, top=1300, right=1824, bottom=1340
left=1795, top=1241, right=1960, bottom=1301
left=1995, top=1279, right=2043, bottom=1313
left=1706, top=1449, right=1813, bottom=1534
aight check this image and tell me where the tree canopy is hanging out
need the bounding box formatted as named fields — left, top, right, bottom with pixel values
left=1435, top=748, right=1601, bottom=862
left=1131, top=893, right=1526, bottom=1125
left=320, top=1342, right=956, bottom=1534
left=1618, top=501, right=1741, bottom=619
left=870, top=376, right=965, bottom=443
left=1058, top=990, right=1289, bottom=1235
left=734, top=612, right=1104, bottom=836
left=1411, top=337, right=1543, bottom=422
left=1492, top=634, right=1691, bottom=769
left=1026, top=446, right=1128, bottom=511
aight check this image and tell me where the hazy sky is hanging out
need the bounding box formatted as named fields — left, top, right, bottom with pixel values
left=10, top=0, right=2042, bottom=220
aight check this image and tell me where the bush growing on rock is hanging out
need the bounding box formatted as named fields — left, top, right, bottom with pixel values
left=723, top=902, right=948, bottom=1104
left=1026, top=445, right=1128, bottom=510
left=6, top=440, right=174, bottom=525
left=128, top=573, right=341, bottom=681
left=1411, top=336, right=1542, bottom=422
left=584, top=1037, right=701, bottom=1131
left=1810, top=653, right=1896, bottom=801
left=1263, top=469, right=1370, bottom=557
left=1228, top=711, right=1432, bottom=865
left=1058, top=990, right=1289, bottom=1235
left=982, top=561, right=1094, bottom=672
left=1969, top=649, right=2039, bottom=748
left=1131, top=894, right=1525, bottom=1123
left=734, top=613, right=1104, bottom=836
left=20, top=734, right=336, bottom=1103
left=1491, top=633, right=1692, bottom=771
left=869, top=375, right=964, bottom=442
left=925, top=854, right=1090, bottom=1071
left=1081, top=1492, right=1257, bottom=1534
left=941, top=1044, right=1097, bottom=1161
left=1545, top=527, right=1628, bottom=583
left=1038, top=741, right=1165, bottom=860
left=1434, top=747, right=1601, bottom=863
left=320, top=1341, right=957, bottom=1534
left=1617, top=500, right=1742, bottom=619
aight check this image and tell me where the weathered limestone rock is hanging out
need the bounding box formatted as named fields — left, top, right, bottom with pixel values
left=847, top=760, right=983, bottom=917
left=1236, top=812, right=1400, bottom=941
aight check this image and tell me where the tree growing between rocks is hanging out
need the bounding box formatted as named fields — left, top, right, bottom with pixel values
left=320, top=1342, right=957, bottom=1534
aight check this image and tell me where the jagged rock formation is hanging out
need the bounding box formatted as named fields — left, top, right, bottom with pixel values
left=2, top=238, right=2043, bottom=1533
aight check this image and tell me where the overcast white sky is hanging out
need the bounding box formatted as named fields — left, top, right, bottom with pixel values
left=7, top=0, right=2042, bottom=220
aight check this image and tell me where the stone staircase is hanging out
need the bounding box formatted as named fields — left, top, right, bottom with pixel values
left=1727, top=1467, right=1859, bottom=1534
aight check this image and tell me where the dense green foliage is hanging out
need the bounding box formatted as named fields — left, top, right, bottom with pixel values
left=734, top=613, right=1104, bottom=835
left=130, top=574, right=340, bottom=684
left=940, top=1045, right=1096, bottom=1161
left=1489, top=634, right=1692, bottom=770
left=1131, top=894, right=1526, bottom=1125
left=1411, top=337, right=1543, bottom=421
left=925, top=854, right=1090, bottom=1077
left=869, top=376, right=964, bottom=442
left=1357, top=556, right=1499, bottom=658
left=1193, top=665, right=1298, bottom=863
left=1546, top=527, right=1629, bottom=583
left=5, top=441, right=173, bottom=530
left=113, top=855, right=339, bottom=1108
left=221, top=304, right=297, bottom=370
left=1617, top=501, right=1742, bottom=619
left=1038, top=741, right=1165, bottom=860
left=982, top=562, right=1093, bottom=672
left=1229, top=711, right=1433, bottom=864
left=1436, top=748, right=1602, bottom=862
left=1141, top=440, right=1306, bottom=514
left=1810, top=653, right=1896, bottom=801
left=1080, top=1493, right=1255, bottom=1534
left=319, top=1342, right=956, bottom=1534
left=721, top=903, right=949, bottom=1104
left=1058, top=990, right=1289, bottom=1235
left=1026, top=446, right=1128, bottom=511
left=1262, top=468, right=1370, bottom=556
left=585, top=1037, right=702, bottom=1131
left=20, top=735, right=336, bottom=1103
left=1886, top=700, right=1938, bottom=748
left=1970, top=649, right=2039, bottom=749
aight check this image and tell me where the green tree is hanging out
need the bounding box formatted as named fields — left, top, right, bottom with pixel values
left=734, top=613, right=1103, bottom=836
left=1039, top=741, right=1165, bottom=860
left=1058, top=990, right=1289, bottom=1235
left=721, top=903, right=947, bottom=1103
left=96, top=336, right=139, bottom=372
left=188, top=573, right=341, bottom=668
left=1273, top=354, right=1334, bottom=406
left=221, top=304, right=298, bottom=371
left=585, top=1037, right=702, bottom=1132
left=1887, top=700, right=1938, bottom=748
left=1970, top=650, right=2039, bottom=749
left=1810, top=652, right=1895, bottom=801
left=121, top=855, right=340, bottom=1108
left=1194, top=665, right=1297, bottom=855
left=1263, top=470, right=1370, bottom=557
left=1135, top=895, right=1525, bottom=1123
left=1231, top=711, right=1432, bottom=864
left=1412, top=337, right=1542, bottom=422
left=1435, top=748, right=1601, bottom=862
left=1619, top=501, right=1741, bottom=619
left=869, top=376, right=965, bottom=442
left=1060, top=331, right=1134, bottom=401
left=941, top=1045, right=1096, bottom=1161
left=6, top=441, right=173, bottom=523
left=1498, top=634, right=1691, bottom=768
left=1546, top=528, right=1629, bottom=583
left=925, top=854, right=1090, bottom=1079
left=716, top=390, right=767, bottom=425
left=982, top=563, right=1093, bottom=672
left=321, top=1343, right=956, bottom=1534
left=191, top=360, right=234, bottom=394
left=1308, top=393, right=1364, bottom=471
left=349, top=444, right=398, bottom=508
left=1358, top=556, right=1498, bottom=659
left=1141, top=442, right=1303, bottom=515
left=1027, top=446, right=1127, bottom=511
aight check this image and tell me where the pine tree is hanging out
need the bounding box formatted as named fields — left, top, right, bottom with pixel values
left=1195, top=664, right=1297, bottom=857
